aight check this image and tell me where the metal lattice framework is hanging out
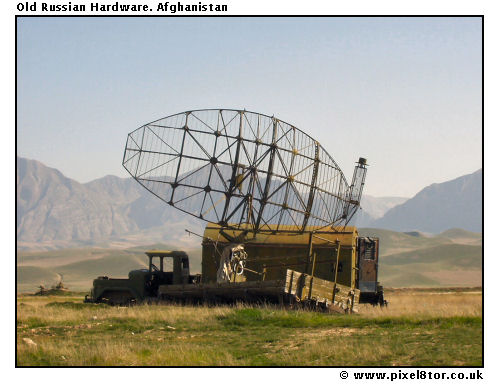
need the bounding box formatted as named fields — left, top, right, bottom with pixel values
left=123, top=109, right=366, bottom=234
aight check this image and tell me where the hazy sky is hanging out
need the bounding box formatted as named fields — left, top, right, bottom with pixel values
left=17, top=17, right=482, bottom=197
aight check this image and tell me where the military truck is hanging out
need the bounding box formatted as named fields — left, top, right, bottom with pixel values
left=85, top=225, right=385, bottom=312
left=84, top=250, right=200, bottom=305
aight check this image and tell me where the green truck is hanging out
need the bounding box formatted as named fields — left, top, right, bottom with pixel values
left=84, top=250, right=200, bottom=305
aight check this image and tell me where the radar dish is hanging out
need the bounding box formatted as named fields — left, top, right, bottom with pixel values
left=123, top=109, right=366, bottom=234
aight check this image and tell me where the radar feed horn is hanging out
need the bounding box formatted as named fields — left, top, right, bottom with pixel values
left=343, top=157, right=368, bottom=223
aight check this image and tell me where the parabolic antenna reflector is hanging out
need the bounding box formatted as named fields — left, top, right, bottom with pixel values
left=123, top=109, right=366, bottom=234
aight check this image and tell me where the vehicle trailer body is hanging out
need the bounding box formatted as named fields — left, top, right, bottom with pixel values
left=200, top=224, right=383, bottom=307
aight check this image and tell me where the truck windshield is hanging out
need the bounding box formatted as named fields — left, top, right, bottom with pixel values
left=150, top=257, right=174, bottom=272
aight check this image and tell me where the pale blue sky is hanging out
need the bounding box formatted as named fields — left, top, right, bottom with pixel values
left=17, top=17, right=482, bottom=197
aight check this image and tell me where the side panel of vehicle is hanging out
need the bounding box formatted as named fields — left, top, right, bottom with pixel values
left=90, top=273, right=147, bottom=303
left=357, top=237, right=379, bottom=293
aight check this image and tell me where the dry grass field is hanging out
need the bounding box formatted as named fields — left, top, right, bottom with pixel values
left=16, top=288, right=482, bottom=366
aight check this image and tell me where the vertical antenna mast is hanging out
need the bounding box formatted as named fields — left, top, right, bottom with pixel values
left=344, top=157, right=368, bottom=223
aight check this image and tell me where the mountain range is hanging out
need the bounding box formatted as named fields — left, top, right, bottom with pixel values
left=371, top=169, right=482, bottom=233
left=17, top=157, right=201, bottom=250
left=16, top=157, right=482, bottom=250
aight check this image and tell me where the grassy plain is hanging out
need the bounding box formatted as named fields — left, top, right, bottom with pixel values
left=17, top=289, right=482, bottom=366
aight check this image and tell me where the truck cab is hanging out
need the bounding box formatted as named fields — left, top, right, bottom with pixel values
left=142, top=250, right=192, bottom=296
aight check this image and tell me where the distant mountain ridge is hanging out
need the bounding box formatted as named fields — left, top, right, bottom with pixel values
left=17, top=157, right=201, bottom=250
left=352, top=195, right=408, bottom=227
left=373, top=169, right=482, bottom=233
